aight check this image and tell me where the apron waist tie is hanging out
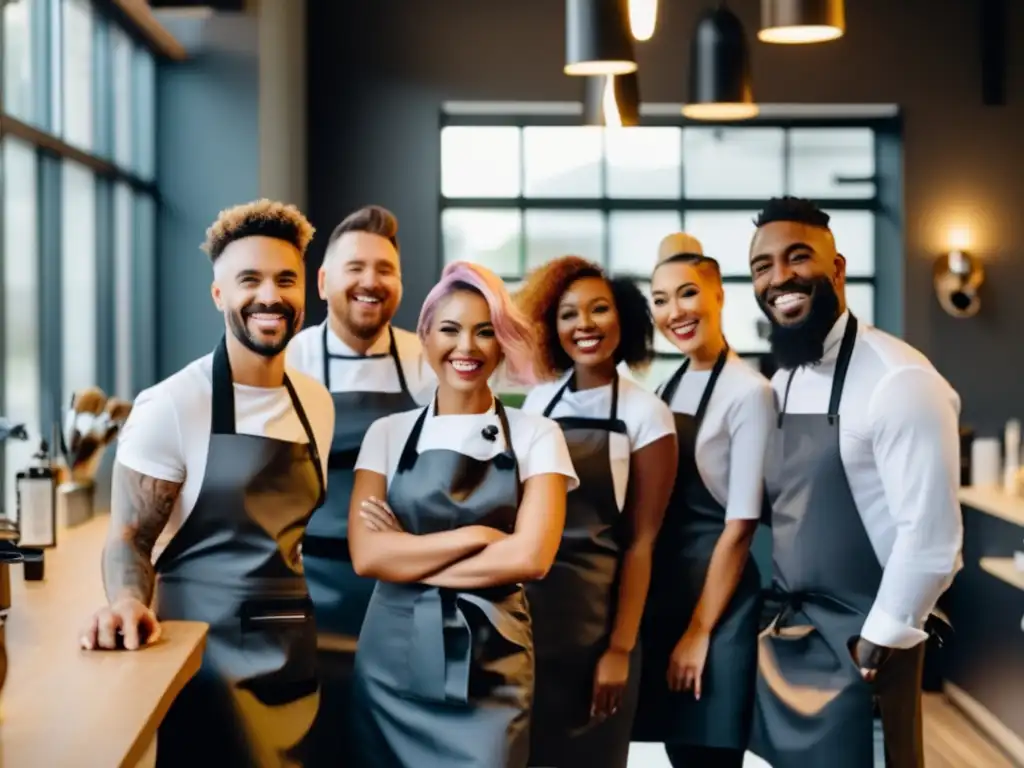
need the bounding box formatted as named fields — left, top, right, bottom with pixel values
left=407, top=586, right=525, bottom=704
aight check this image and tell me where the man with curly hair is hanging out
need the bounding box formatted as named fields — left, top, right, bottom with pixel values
left=80, top=199, right=335, bottom=767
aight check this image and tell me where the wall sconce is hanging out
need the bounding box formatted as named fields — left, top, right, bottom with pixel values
left=933, top=250, right=985, bottom=318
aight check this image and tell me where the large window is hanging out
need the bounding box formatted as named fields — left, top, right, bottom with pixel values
left=1, top=138, right=42, bottom=518
left=0, top=0, right=160, bottom=511
left=440, top=114, right=887, bottom=387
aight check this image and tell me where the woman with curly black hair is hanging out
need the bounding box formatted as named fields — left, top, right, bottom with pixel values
left=516, top=255, right=678, bottom=768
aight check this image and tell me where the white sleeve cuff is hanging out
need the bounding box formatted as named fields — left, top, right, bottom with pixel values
left=860, top=605, right=929, bottom=649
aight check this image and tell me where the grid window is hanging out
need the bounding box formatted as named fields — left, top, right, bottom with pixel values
left=440, top=119, right=882, bottom=385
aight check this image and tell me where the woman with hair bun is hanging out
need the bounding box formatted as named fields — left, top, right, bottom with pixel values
left=516, top=255, right=679, bottom=768
left=347, top=260, right=579, bottom=768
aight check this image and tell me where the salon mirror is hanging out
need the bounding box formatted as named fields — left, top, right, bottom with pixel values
left=934, top=250, right=984, bottom=318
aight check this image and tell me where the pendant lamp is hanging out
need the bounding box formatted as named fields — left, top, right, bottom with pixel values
left=683, top=4, right=758, bottom=121
left=584, top=74, right=640, bottom=127
left=628, top=0, right=658, bottom=41
left=758, top=0, right=845, bottom=44
left=565, top=0, right=638, bottom=76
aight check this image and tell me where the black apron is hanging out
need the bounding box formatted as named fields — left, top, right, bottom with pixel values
left=350, top=400, right=533, bottom=768
left=153, top=337, right=326, bottom=768
left=527, top=372, right=641, bottom=768
left=302, top=323, right=418, bottom=767
left=632, top=348, right=762, bottom=749
left=750, top=314, right=926, bottom=768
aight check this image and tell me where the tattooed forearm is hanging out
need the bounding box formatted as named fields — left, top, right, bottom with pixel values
left=101, top=462, right=182, bottom=605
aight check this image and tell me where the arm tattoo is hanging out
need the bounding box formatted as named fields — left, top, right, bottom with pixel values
left=102, top=462, right=182, bottom=605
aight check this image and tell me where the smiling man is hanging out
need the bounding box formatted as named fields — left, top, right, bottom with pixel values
left=80, top=200, right=335, bottom=766
left=746, top=196, right=963, bottom=768
left=285, top=204, right=436, bottom=766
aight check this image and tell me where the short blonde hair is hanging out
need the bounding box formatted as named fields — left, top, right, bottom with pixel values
left=201, top=199, right=315, bottom=261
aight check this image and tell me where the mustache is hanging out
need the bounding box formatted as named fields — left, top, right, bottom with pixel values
left=242, top=302, right=296, bottom=319
left=761, top=278, right=814, bottom=304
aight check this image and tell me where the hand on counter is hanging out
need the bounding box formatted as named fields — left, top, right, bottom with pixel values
left=80, top=597, right=162, bottom=651
left=850, top=636, right=894, bottom=682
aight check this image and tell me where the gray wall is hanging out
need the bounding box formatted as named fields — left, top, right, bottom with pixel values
left=155, top=15, right=261, bottom=376
left=305, top=0, right=1024, bottom=439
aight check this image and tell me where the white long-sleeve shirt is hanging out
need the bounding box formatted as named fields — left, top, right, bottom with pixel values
left=773, top=310, right=964, bottom=649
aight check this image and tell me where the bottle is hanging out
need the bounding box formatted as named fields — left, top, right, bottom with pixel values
left=15, top=440, right=56, bottom=581
left=1004, top=419, right=1021, bottom=496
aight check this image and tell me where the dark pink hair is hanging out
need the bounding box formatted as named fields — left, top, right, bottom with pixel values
left=417, top=261, right=540, bottom=385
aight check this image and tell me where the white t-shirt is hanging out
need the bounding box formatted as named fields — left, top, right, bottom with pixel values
left=355, top=401, right=579, bottom=493
left=115, top=354, right=335, bottom=548
left=521, top=373, right=676, bottom=510
left=772, top=310, right=963, bottom=650
left=286, top=322, right=436, bottom=406
left=659, top=353, right=775, bottom=522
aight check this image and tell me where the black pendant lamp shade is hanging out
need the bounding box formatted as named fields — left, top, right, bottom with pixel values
left=584, top=74, right=640, bottom=127
left=565, top=0, right=638, bottom=76
left=683, top=5, right=758, bottom=121
left=758, top=0, right=845, bottom=44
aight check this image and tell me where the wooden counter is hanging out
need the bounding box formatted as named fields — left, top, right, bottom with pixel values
left=958, top=485, right=1024, bottom=528
left=0, top=514, right=208, bottom=767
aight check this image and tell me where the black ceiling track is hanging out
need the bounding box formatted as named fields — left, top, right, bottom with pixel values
left=980, top=0, right=1006, bottom=106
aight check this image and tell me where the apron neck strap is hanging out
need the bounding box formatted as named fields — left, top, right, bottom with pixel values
left=779, top=313, right=859, bottom=425
left=321, top=323, right=410, bottom=394
left=660, top=346, right=729, bottom=427
left=397, top=394, right=517, bottom=473
left=541, top=369, right=619, bottom=420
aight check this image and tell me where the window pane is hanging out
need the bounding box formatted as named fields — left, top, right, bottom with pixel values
left=441, top=208, right=522, bottom=277
left=133, top=46, right=157, bottom=180
left=2, top=138, right=42, bottom=520
left=609, top=211, right=681, bottom=277
left=524, top=210, right=604, bottom=271
left=3, top=0, right=39, bottom=125
left=114, top=183, right=134, bottom=397
left=605, top=127, right=682, bottom=199
left=132, top=193, right=158, bottom=389
left=630, top=357, right=682, bottom=394
left=441, top=127, right=521, bottom=198
left=847, top=284, right=874, bottom=326
left=824, top=210, right=874, bottom=276
left=723, top=283, right=770, bottom=354
left=683, top=128, right=785, bottom=199
left=62, top=0, right=94, bottom=151
left=682, top=211, right=758, bottom=277
left=523, top=127, right=602, bottom=198
left=111, top=27, right=134, bottom=171
left=789, top=128, right=875, bottom=199
left=61, top=160, right=98, bottom=401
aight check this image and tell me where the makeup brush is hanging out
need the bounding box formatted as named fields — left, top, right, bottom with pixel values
left=101, top=399, right=132, bottom=444
left=64, top=387, right=108, bottom=469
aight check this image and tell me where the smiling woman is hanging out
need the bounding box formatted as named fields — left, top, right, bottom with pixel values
left=516, top=256, right=678, bottom=768
left=346, top=261, right=578, bottom=768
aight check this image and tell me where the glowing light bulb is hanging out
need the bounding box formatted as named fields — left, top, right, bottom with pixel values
left=629, top=0, right=658, bottom=42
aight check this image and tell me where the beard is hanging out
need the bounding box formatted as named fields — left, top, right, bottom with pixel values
left=332, top=290, right=396, bottom=341
left=228, top=301, right=300, bottom=358
left=756, top=276, right=841, bottom=370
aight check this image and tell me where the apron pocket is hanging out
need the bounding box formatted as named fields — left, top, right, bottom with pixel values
left=238, top=596, right=318, bottom=706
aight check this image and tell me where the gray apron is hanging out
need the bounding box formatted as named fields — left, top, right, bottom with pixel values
left=303, top=323, right=418, bottom=767
left=751, top=314, right=926, bottom=768
left=153, top=336, right=326, bottom=768
left=350, top=400, right=533, bottom=768
left=527, top=372, right=640, bottom=768
left=632, top=348, right=762, bottom=749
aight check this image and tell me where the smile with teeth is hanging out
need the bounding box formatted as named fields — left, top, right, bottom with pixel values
left=574, top=336, right=602, bottom=351
left=772, top=292, right=809, bottom=311
left=671, top=319, right=699, bottom=338
left=354, top=294, right=382, bottom=305
left=249, top=312, right=285, bottom=330
left=449, top=358, right=482, bottom=373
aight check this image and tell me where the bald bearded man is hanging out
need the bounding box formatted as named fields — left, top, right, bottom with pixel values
left=286, top=205, right=436, bottom=766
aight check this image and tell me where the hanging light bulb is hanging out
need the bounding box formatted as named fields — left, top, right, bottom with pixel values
left=682, top=4, right=758, bottom=121
left=628, top=0, right=658, bottom=41
left=565, top=0, right=638, bottom=76
left=584, top=74, right=640, bottom=127
left=758, top=0, right=845, bottom=44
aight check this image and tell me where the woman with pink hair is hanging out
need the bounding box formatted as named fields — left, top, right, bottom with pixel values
left=346, top=261, right=579, bottom=767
